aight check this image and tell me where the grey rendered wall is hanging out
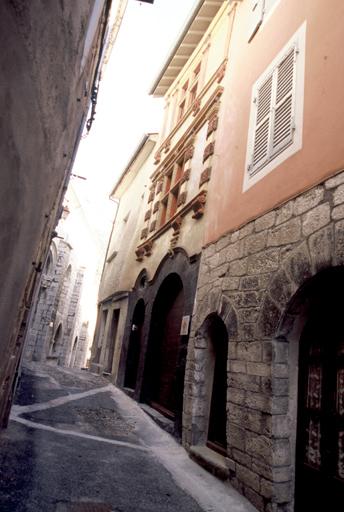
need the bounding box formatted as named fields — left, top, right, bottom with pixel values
left=0, top=0, right=104, bottom=426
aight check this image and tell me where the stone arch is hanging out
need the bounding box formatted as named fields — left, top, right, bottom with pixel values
left=256, top=263, right=344, bottom=510
left=189, top=313, right=229, bottom=452
left=124, top=298, right=145, bottom=391
left=183, top=287, right=238, bottom=453
left=255, top=236, right=334, bottom=340
left=142, top=272, right=185, bottom=434
left=133, top=269, right=149, bottom=290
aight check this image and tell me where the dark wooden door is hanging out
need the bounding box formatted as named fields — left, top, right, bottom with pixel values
left=295, top=313, right=344, bottom=511
left=124, top=301, right=145, bottom=390
left=150, top=286, right=184, bottom=418
left=207, top=317, right=228, bottom=454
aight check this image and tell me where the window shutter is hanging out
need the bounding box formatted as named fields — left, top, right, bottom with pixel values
left=248, top=0, right=264, bottom=43
left=271, top=48, right=295, bottom=155
left=251, top=74, right=273, bottom=174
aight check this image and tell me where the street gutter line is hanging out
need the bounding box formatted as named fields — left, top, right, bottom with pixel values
left=11, top=416, right=148, bottom=452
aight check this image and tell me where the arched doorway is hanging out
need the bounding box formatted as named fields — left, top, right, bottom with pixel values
left=293, top=268, right=344, bottom=511
left=205, top=314, right=228, bottom=455
left=144, top=273, right=185, bottom=420
left=124, top=299, right=145, bottom=390
left=189, top=313, right=229, bottom=453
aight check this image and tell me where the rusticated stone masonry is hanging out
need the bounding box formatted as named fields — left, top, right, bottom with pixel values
left=183, top=169, right=344, bottom=512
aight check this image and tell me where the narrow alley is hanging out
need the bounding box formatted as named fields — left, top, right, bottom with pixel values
left=0, top=364, right=256, bottom=512
left=3, top=1, right=344, bottom=511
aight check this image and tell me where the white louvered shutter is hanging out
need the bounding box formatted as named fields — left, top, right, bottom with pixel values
left=271, top=48, right=296, bottom=156
left=248, top=0, right=264, bottom=43
left=249, top=45, right=296, bottom=176
left=250, top=74, right=273, bottom=175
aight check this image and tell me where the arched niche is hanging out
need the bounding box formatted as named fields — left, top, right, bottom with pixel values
left=124, top=299, right=145, bottom=391
left=272, top=266, right=344, bottom=511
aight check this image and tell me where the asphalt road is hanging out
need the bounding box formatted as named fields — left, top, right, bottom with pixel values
left=0, top=363, right=257, bottom=512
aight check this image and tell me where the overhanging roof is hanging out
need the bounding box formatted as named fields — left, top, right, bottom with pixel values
left=150, top=0, right=224, bottom=97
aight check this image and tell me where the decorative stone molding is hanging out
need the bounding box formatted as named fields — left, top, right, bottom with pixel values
left=148, top=190, right=154, bottom=203
left=135, top=247, right=145, bottom=262
left=171, top=216, right=182, bottom=234
left=151, top=84, right=225, bottom=183
left=199, top=167, right=212, bottom=187
left=216, top=60, right=227, bottom=83
left=192, top=98, right=201, bottom=116
left=207, top=115, right=218, bottom=138
left=177, top=191, right=187, bottom=207
left=184, top=145, right=195, bottom=162
left=140, top=227, right=148, bottom=240
left=192, top=191, right=207, bottom=219
left=203, top=142, right=214, bottom=163
left=144, top=209, right=151, bottom=221
left=156, top=181, right=163, bottom=194
left=153, top=201, right=160, bottom=214
left=154, top=151, right=161, bottom=165
left=149, top=220, right=156, bottom=232
left=180, top=168, right=191, bottom=184
left=143, top=240, right=153, bottom=256
left=170, top=234, right=179, bottom=248
left=215, top=85, right=224, bottom=102
left=164, top=138, right=171, bottom=152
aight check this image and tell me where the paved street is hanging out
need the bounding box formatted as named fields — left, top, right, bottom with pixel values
left=0, top=363, right=256, bottom=512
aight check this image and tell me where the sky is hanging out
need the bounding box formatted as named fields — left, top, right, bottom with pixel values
left=72, top=0, right=199, bottom=222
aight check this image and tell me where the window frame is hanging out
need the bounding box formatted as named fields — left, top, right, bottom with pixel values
left=158, top=156, right=186, bottom=228
left=243, top=22, right=306, bottom=191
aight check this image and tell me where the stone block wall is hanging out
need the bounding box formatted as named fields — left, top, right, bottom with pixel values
left=24, top=240, right=85, bottom=368
left=60, top=268, right=84, bottom=366
left=24, top=240, right=70, bottom=362
left=184, top=169, right=344, bottom=512
left=73, top=321, right=89, bottom=369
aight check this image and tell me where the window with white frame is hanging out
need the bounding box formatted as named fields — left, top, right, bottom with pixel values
left=244, top=22, right=306, bottom=189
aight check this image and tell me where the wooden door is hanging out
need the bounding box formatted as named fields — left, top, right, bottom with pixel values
left=124, top=301, right=145, bottom=390
left=295, top=312, right=344, bottom=511
left=150, top=285, right=184, bottom=418
left=207, top=317, right=228, bottom=454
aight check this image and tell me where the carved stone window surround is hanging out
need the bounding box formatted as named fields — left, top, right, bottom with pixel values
left=136, top=190, right=207, bottom=258
left=152, top=60, right=226, bottom=169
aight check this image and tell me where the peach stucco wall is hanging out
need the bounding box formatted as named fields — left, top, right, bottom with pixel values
left=205, top=0, right=344, bottom=244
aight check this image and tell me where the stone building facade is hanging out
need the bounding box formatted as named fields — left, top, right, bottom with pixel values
left=91, top=0, right=230, bottom=437
left=92, top=1, right=344, bottom=510
left=24, top=237, right=87, bottom=369
left=179, top=1, right=344, bottom=511
left=184, top=172, right=344, bottom=511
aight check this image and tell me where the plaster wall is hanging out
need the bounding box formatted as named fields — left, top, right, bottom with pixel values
left=205, top=0, right=344, bottom=243
left=0, top=0, right=108, bottom=424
